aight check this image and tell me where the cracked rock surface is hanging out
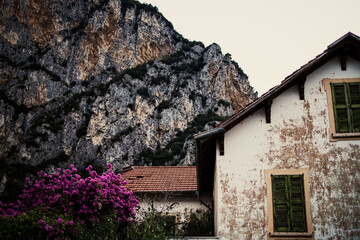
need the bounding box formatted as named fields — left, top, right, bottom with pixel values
left=0, top=0, right=257, bottom=199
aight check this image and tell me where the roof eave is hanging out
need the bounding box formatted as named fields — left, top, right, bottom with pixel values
left=194, top=127, right=225, bottom=140
left=213, top=32, right=360, bottom=133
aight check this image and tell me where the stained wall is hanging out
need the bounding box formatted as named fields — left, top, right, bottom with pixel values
left=214, top=56, right=360, bottom=239
left=135, top=193, right=211, bottom=224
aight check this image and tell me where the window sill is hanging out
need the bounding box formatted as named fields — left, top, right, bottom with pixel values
left=269, top=232, right=313, bottom=237
left=332, top=132, right=360, bottom=138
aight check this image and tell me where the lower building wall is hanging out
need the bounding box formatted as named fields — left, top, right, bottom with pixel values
left=214, top=153, right=360, bottom=240
left=135, top=193, right=211, bottom=226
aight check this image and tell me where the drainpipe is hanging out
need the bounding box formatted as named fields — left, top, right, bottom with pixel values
left=196, top=191, right=215, bottom=236
left=196, top=191, right=212, bottom=211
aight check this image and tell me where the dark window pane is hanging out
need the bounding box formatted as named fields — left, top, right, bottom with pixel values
left=335, top=109, right=350, bottom=133
left=164, top=215, right=176, bottom=236
left=291, top=205, right=307, bottom=232
left=289, top=175, right=307, bottom=232
left=274, top=204, right=290, bottom=232
left=349, top=83, right=360, bottom=105
left=272, top=175, right=307, bottom=232
left=352, top=108, right=360, bottom=132
left=333, top=84, right=347, bottom=105
left=331, top=82, right=360, bottom=133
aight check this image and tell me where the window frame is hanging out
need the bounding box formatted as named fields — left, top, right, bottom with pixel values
left=324, top=78, right=360, bottom=141
left=162, top=212, right=180, bottom=236
left=264, top=169, right=314, bottom=239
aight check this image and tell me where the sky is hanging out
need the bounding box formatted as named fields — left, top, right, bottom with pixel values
left=140, top=0, right=360, bottom=95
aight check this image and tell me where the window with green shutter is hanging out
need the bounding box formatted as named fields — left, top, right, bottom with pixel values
left=163, top=213, right=180, bottom=236
left=331, top=82, right=360, bottom=133
left=271, top=175, right=307, bottom=232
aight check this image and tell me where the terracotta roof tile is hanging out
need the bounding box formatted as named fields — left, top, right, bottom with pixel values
left=120, top=166, right=197, bottom=192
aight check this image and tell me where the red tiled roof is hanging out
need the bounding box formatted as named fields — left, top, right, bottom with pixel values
left=120, top=166, right=197, bottom=192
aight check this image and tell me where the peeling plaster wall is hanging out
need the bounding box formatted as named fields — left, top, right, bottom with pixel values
left=214, top=56, right=360, bottom=239
left=135, top=193, right=211, bottom=224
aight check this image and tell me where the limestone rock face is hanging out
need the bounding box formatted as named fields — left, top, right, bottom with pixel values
left=0, top=0, right=257, bottom=199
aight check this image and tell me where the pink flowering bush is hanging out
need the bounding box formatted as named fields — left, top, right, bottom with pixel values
left=0, top=163, right=138, bottom=239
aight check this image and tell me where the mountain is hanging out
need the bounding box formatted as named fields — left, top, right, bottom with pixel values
left=0, top=0, right=257, bottom=200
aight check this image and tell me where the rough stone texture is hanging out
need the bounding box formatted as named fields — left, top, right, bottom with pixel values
left=0, top=0, right=257, bottom=200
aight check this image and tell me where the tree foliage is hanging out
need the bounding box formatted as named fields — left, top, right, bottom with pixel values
left=180, top=209, right=213, bottom=236
left=125, top=203, right=170, bottom=239
left=0, top=164, right=138, bottom=239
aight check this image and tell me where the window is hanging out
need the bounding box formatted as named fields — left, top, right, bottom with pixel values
left=265, top=169, right=313, bottom=239
left=325, top=78, right=360, bottom=141
left=272, top=175, right=306, bottom=232
left=331, top=82, right=360, bottom=133
left=163, top=213, right=180, bottom=236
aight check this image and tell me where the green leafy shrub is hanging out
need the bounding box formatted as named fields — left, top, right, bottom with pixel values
left=136, top=147, right=174, bottom=166
left=172, top=63, right=193, bottom=74
left=137, top=87, right=150, bottom=98
left=172, top=90, right=181, bottom=98
left=127, top=103, right=135, bottom=111
left=76, top=113, right=92, bottom=138
left=95, top=82, right=109, bottom=96
left=124, top=64, right=147, bottom=79
left=182, top=39, right=205, bottom=50
left=180, top=209, right=213, bottom=236
left=125, top=203, right=170, bottom=239
left=120, top=0, right=164, bottom=23
left=217, top=99, right=231, bottom=107
left=112, top=127, right=134, bottom=143
left=178, top=80, right=188, bottom=88
left=61, top=60, right=68, bottom=68
left=201, top=95, right=207, bottom=107
left=156, top=100, right=172, bottom=112
left=0, top=206, right=61, bottom=239
left=151, top=75, right=169, bottom=85
left=231, top=60, right=248, bottom=78
left=161, top=51, right=185, bottom=65
left=0, top=164, right=138, bottom=240
left=43, top=113, right=64, bottom=133
left=135, top=111, right=228, bottom=165
left=0, top=89, right=29, bottom=120
left=0, top=150, right=71, bottom=204
left=110, top=74, right=124, bottom=85
left=25, top=63, right=62, bottom=82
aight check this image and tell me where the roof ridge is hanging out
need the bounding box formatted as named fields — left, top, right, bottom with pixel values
left=194, top=31, right=360, bottom=139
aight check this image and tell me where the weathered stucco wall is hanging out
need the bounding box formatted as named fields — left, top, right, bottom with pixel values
left=135, top=193, right=210, bottom=224
left=214, top=56, right=360, bottom=239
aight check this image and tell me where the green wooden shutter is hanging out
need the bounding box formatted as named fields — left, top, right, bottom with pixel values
left=331, top=83, right=350, bottom=133
left=272, top=175, right=307, bottom=232
left=348, top=83, right=360, bottom=132
left=288, top=175, right=307, bottom=232
left=164, top=215, right=176, bottom=236
left=331, top=82, right=360, bottom=133
left=272, top=175, right=290, bottom=232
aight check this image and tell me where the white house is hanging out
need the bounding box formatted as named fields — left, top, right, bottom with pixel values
left=195, top=32, right=360, bottom=239
left=120, top=166, right=212, bottom=235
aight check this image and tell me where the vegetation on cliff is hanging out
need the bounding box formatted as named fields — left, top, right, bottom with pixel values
left=0, top=0, right=257, bottom=202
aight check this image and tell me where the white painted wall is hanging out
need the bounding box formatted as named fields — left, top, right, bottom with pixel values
left=135, top=193, right=210, bottom=224
left=214, top=56, right=360, bottom=239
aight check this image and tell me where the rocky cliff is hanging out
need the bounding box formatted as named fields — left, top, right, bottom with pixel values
left=0, top=0, right=257, bottom=200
